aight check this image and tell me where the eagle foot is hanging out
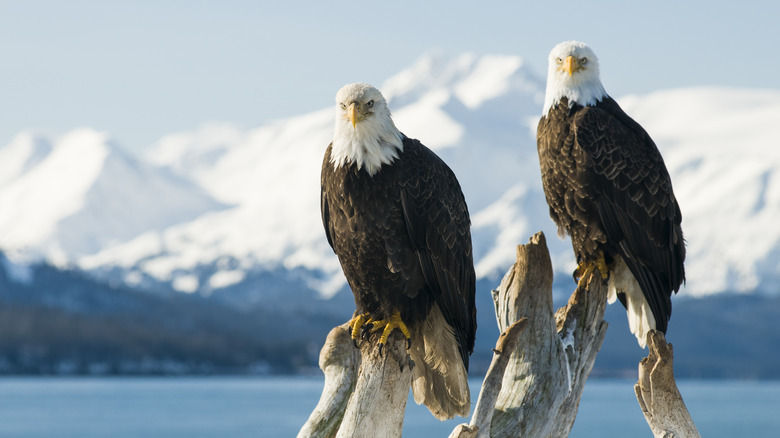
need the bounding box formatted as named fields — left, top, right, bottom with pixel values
left=574, top=251, right=609, bottom=289
left=371, top=310, right=412, bottom=357
left=348, top=312, right=372, bottom=348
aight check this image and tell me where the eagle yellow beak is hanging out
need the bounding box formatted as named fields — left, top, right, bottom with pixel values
left=563, top=55, right=576, bottom=76
left=348, top=102, right=358, bottom=128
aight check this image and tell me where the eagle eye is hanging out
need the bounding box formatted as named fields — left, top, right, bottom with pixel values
left=340, top=103, right=346, bottom=109
left=580, top=57, right=588, bottom=64
left=556, top=57, right=562, bottom=64
left=366, top=100, right=374, bottom=107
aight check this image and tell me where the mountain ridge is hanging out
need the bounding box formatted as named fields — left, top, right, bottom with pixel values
left=2, top=53, right=779, bottom=377
left=1, top=54, right=779, bottom=300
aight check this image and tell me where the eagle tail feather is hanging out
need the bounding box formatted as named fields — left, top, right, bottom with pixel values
left=608, top=255, right=659, bottom=348
left=410, top=304, right=470, bottom=420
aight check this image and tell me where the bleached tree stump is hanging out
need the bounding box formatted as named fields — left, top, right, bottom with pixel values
left=635, top=330, right=700, bottom=438
left=297, top=323, right=359, bottom=438
left=299, top=231, right=698, bottom=437
left=337, top=330, right=413, bottom=438
left=448, top=317, right=528, bottom=438
left=483, top=231, right=609, bottom=437
left=297, top=321, right=412, bottom=438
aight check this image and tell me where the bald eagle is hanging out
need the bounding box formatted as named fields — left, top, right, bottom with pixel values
left=320, top=83, right=476, bottom=419
left=536, top=41, right=685, bottom=348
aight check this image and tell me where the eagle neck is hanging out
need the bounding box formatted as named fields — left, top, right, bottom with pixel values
left=543, top=78, right=608, bottom=115
left=331, top=118, right=404, bottom=177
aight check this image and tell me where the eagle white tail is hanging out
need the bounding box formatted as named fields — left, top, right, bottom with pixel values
left=409, top=304, right=470, bottom=420
left=608, top=256, right=656, bottom=348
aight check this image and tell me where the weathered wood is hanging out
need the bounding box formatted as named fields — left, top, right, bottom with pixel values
left=302, top=231, right=698, bottom=437
left=336, top=331, right=413, bottom=438
left=297, top=323, right=360, bottom=438
left=448, top=318, right=528, bottom=438
left=487, top=231, right=609, bottom=437
left=635, top=330, right=700, bottom=438
left=298, top=323, right=412, bottom=438
left=548, top=265, right=610, bottom=436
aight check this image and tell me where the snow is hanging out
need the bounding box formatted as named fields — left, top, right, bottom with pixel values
left=0, top=133, right=52, bottom=187
left=618, top=87, right=780, bottom=295
left=208, top=270, right=246, bottom=290
left=0, top=128, right=224, bottom=261
left=453, top=55, right=525, bottom=109
left=471, top=184, right=533, bottom=279
left=1, top=56, right=779, bottom=299
left=392, top=89, right=464, bottom=149
left=0, top=129, right=109, bottom=251
left=172, top=274, right=199, bottom=293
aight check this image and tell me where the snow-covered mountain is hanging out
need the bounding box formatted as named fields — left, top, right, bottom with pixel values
left=2, top=53, right=779, bottom=300
left=0, top=129, right=225, bottom=266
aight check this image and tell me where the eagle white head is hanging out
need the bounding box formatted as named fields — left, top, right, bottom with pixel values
left=542, top=41, right=608, bottom=115
left=331, top=82, right=403, bottom=176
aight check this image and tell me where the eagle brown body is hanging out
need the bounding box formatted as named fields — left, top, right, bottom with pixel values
left=321, top=132, right=476, bottom=419
left=537, top=95, right=686, bottom=335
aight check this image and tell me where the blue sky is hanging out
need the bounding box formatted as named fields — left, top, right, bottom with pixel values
left=2, top=0, right=778, bottom=151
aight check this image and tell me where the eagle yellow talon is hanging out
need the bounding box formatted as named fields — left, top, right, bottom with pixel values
left=575, top=251, right=609, bottom=289
left=349, top=312, right=372, bottom=346
left=370, top=310, right=412, bottom=353
left=596, top=255, right=609, bottom=280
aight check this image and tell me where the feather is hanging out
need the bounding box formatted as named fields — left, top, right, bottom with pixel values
left=538, top=96, right=685, bottom=343
left=321, top=86, right=476, bottom=418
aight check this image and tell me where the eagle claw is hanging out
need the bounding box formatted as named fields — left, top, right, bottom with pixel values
left=574, top=251, right=610, bottom=289
left=348, top=312, right=372, bottom=348
left=370, top=310, right=412, bottom=356
left=360, top=323, right=374, bottom=340
left=348, top=310, right=412, bottom=355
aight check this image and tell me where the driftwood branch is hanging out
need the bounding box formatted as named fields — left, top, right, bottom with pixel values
left=298, top=322, right=412, bottom=438
left=297, top=323, right=359, bottom=438
left=449, top=317, right=529, bottom=438
left=299, top=231, right=698, bottom=437
left=635, top=330, right=700, bottom=438
left=482, top=231, right=609, bottom=437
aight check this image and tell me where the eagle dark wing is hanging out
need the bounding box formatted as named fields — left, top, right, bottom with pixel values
left=574, top=98, right=685, bottom=333
left=397, top=137, right=477, bottom=369
left=320, top=143, right=335, bottom=250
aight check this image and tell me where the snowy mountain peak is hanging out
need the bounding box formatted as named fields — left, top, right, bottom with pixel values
left=0, top=128, right=224, bottom=263
left=143, top=122, right=247, bottom=180
left=382, top=53, right=543, bottom=109
left=1, top=55, right=779, bottom=300
left=0, top=132, right=53, bottom=187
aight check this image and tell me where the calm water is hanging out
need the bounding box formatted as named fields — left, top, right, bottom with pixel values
left=0, top=376, right=777, bottom=437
